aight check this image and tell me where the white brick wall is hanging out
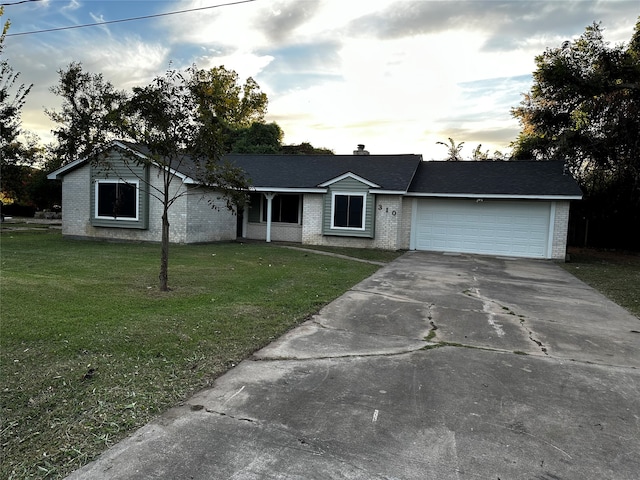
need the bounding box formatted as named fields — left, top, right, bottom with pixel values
left=186, top=187, right=237, bottom=243
left=371, top=195, right=403, bottom=250
left=398, top=197, right=414, bottom=250
left=298, top=193, right=403, bottom=250
left=246, top=223, right=302, bottom=242
left=301, top=194, right=324, bottom=245
left=551, top=201, right=571, bottom=260
left=60, top=164, right=237, bottom=244
left=61, top=167, right=91, bottom=237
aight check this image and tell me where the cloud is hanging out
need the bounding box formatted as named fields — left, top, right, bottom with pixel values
left=257, top=41, right=343, bottom=93
left=4, top=22, right=169, bottom=143
left=255, top=0, right=322, bottom=43
left=4, top=0, right=637, bottom=157
left=349, top=1, right=638, bottom=51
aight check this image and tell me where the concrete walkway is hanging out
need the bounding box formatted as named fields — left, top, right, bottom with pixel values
left=66, top=252, right=640, bottom=479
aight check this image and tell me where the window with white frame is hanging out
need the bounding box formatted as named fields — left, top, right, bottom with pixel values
left=332, top=193, right=365, bottom=229
left=95, top=180, right=139, bottom=220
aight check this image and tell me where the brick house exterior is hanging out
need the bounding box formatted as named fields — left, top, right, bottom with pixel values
left=49, top=142, right=582, bottom=260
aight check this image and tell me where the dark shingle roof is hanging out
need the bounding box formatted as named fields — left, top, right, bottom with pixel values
left=47, top=141, right=582, bottom=199
left=225, top=154, right=423, bottom=191
left=409, top=161, right=583, bottom=197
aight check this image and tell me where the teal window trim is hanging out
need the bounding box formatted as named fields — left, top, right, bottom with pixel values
left=330, top=191, right=366, bottom=232
left=94, top=179, right=140, bottom=222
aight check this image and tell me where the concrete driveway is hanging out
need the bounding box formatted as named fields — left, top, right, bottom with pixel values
left=67, top=252, right=640, bottom=480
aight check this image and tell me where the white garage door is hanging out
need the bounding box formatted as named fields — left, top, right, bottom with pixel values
left=414, top=199, right=551, bottom=258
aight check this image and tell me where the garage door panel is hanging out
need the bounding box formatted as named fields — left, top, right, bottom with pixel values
left=415, top=199, right=550, bottom=258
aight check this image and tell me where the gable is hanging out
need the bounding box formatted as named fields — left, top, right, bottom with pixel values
left=321, top=176, right=376, bottom=238
left=89, top=150, right=150, bottom=230
left=318, top=172, right=381, bottom=189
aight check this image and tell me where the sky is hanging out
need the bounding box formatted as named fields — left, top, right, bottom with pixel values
left=2, top=0, right=638, bottom=159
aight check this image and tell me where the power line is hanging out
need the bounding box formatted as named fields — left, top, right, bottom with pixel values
left=5, top=0, right=257, bottom=37
left=1, top=0, right=44, bottom=6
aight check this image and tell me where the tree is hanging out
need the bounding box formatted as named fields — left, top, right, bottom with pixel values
left=511, top=20, right=640, bottom=249
left=470, top=144, right=509, bottom=161
left=108, top=67, right=251, bottom=291
left=189, top=66, right=267, bottom=129
left=1, top=133, right=47, bottom=205
left=436, top=138, right=464, bottom=161
left=471, top=144, right=489, bottom=161
left=230, top=122, right=283, bottom=153
left=1, top=7, right=34, bottom=201
left=189, top=65, right=268, bottom=152
left=47, top=64, right=275, bottom=289
left=46, top=62, right=127, bottom=167
left=279, top=142, right=334, bottom=155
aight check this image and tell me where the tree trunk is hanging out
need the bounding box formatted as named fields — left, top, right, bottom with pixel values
left=159, top=207, right=170, bottom=291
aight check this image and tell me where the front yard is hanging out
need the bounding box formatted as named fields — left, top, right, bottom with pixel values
left=1, top=228, right=637, bottom=480
left=0, top=230, right=395, bottom=479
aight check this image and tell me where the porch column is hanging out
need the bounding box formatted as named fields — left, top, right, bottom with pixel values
left=264, top=193, right=275, bottom=243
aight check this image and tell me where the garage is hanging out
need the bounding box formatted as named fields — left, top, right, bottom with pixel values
left=413, top=198, right=552, bottom=258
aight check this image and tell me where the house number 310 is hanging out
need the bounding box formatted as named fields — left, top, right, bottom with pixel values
left=378, top=205, right=397, bottom=215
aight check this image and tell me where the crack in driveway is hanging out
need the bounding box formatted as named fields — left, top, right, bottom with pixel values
left=463, top=287, right=549, bottom=355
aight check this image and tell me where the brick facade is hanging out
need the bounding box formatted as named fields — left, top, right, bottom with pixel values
left=60, top=165, right=236, bottom=244
left=551, top=201, right=571, bottom=260
left=246, top=222, right=302, bottom=242
left=297, top=193, right=404, bottom=250
left=57, top=154, right=576, bottom=258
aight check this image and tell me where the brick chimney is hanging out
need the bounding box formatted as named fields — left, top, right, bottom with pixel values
left=353, top=144, right=369, bottom=155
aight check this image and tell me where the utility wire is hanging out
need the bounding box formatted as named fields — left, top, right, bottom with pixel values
left=1, top=0, right=43, bottom=6
left=5, top=0, right=256, bottom=37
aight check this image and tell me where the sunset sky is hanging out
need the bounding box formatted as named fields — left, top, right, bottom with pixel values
left=2, top=0, right=637, bottom=158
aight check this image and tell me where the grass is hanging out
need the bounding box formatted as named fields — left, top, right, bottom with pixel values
left=562, top=247, right=640, bottom=317
left=0, top=230, right=391, bottom=479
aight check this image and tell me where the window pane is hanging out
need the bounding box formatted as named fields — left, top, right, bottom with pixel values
left=279, top=195, right=299, bottom=223
left=347, top=196, right=363, bottom=228
left=97, top=183, right=117, bottom=217
left=334, top=195, right=349, bottom=227
left=97, top=182, right=137, bottom=219
left=116, top=184, right=137, bottom=218
left=262, top=195, right=300, bottom=223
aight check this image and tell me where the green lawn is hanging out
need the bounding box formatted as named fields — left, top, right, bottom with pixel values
left=0, top=230, right=394, bottom=479
left=561, top=247, right=640, bottom=317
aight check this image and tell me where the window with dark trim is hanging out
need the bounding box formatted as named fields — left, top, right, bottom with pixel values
left=332, top=194, right=364, bottom=229
left=95, top=180, right=138, bottom=220
left=262, top=194, right=300, bottom=223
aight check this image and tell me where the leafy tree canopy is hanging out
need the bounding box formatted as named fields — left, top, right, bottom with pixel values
left=1, top=7, right=37, bottom=204
left=511, top=20, right=640, bottom=183
left=189, top=65, right=267, bottom=130
left=230, top=122, right=283, bottom=154
left=511, top=19, right=640, bottom=249
left=46, top=62, right=127, bottom=167
left=279, top=142, right=334, bottom=155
